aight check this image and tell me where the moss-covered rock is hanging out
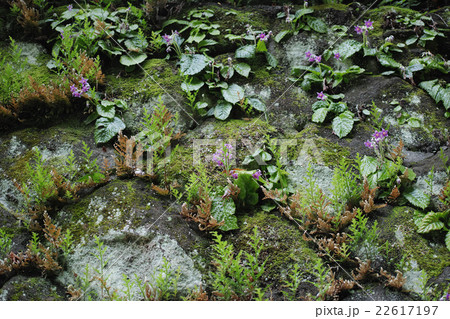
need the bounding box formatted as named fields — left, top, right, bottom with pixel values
left=229, top=211, right=323, bottom=299
left=0, top=275, right=65, bottom=301
left=377, top=206, right=450, bottom=295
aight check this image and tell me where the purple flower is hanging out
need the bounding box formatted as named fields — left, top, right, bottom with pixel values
left=225, top=143, right=233, bottom=150
left=317, top=91, right=326, bottom=101
left=365, top=19, right=373, bottom=29
left=308, top=57, right=315, bottom=62
left=230, top=171, right=238, bottom=179
left=334, top=52, right=341, bottom=60
left=60, top=32, right=64, bottom=40
left=162, top=34, right=172, bottom=45
left=258, top=32, right=272, bottom=41
left=364, top=140, right=374, bottom=149
left=252, top=169, right=262, bottom=180
left=70, top=84, right=77, bottom=94
left=315, top=55, right=322, bottom=63
left=305, top=51, right=312, bottom=59
left=67, top=4, right=73, bottom=11
left=381, top=128, right=388, bottom=138
left=355, top=25, right=363, bottom=35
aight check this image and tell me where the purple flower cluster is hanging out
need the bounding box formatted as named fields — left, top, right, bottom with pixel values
left=162, top=31, right=179, bottom=52
left=212, top=143, right=233, bottom=167
left=70, top=77, right=90, bottom=98
left=258, top=31, right=272, bottom=42
left=230, top=170, right=238, bottom=179
left=252, top=169, right=262, bottom=180
left=305, top=51, right=321, bottom=63
left=317, top=91, right=327, bottom=101
left=355, top=19, right=374, bottom=35
left=364, top=129, right=388, bottom=149
left=67, top=4, right=73, bottom=11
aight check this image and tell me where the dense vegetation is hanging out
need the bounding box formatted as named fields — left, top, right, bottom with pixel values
left=0, top=0, right=449, bottom=301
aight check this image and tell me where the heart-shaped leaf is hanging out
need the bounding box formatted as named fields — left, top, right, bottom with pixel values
left=235, top=45, right=256, bottom=59
left=120, top=52, right=147, bottom=66
left=221, top=84, right=245, bottom=104
left=95, top=117, right=126, bottom=144
left=214, top=100, right=233, bottom=120
left=97, top=100, right=115, bottom=119
left=233, top=63, right=251, bottom=77
left=332, top=110, right=354, bottom=138
left=180, top=54, right=208, bottom=75
left=247, top=97, right=266, bottom=112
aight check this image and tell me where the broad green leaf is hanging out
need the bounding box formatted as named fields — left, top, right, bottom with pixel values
left=181, top=77, right=204, bottom=92
left=404, top=187, right=430, bottom=209
left=221, top=84, right=245, bottom=104
left=312, top=100, right=328, bottom=111
left=377, top=53, right=402, bottom=69
left=360, top=156, right=378, bottom=176
left=274, top=30, right=290, bottom=43
left=186, top=33, right=206, bottom=43
left=210, top=196, right=238, bottom=231
left=417, top=211, right=445, bottom=233
left=120, top=52, right=147, bottom=66
left=332, top=110, right=354, bottom=138
left=214, top=100, right=233, bottom=120
left=364, top=47, right=377, bottom=56
left=312, top=108, right=328, bottom=123
left=209, top=29, right=220, bottom=36
left=306, top=17, right=327, bottom=33
left=235, top=173, right=260, bottom=206
left=419, top=80, right=450, bottom=110
left=125, top=38, right=148, bottom=51
left=97, top=100, right=115, bottom=119
left=329, top=102, right=348, bottom=114
left=256, top=40, right=267, bottom=53
left=220, top=66, right=234, bottom=79
left=413, top=210, right=426, bottom=227
left=406, top=36, right=418, bottom=46
left=294, top=8, right=314, bottom=19
left=233, top=63, right=251, bottom=77
left=337, top=40, right=363, bottom=60
left=381, top=71, right=396, bottom=76
left=62, top=9, right=80, bottom=20
left=408, top=117, right=421, bottom=128
left=247, top=97, right=266, bottom=112
left=265, top=52, right=278, bottom=68
left=95, top=117, right=126, bottom=144
left=198, top=39, right=218, bottom=48
left=235, top=45, right=256, bottom=59
left=179, top=54, right=208, bottom=75
left=99, top=40, right=123, bottom=55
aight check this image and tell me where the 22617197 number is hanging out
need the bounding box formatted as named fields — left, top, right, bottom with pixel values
left=376, top=306, right=438, bottom=316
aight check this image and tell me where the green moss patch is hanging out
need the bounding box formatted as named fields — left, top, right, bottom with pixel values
left=105, top=59, right=183, bottom=100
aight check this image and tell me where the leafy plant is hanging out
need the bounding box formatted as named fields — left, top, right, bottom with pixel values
left=291, top=44, right=364, bottom=92
left=234, top=172, right=259, bottom=207
left=210, top=227, right=266, bottom=300
left=419, top=79, right=450, bottom=118
left=0, top=229, right=13, bottom=258
left=311, top=93, right=355, bottom=138
left=282, top=264, right=303, bottom=300
left=49, top=4, right=148, bottom=67
left=347, top=209, right=382, bottom=260
left=276, top=6, right=327, bottom=43
left=135, top=96, right=184, bottom=187
left=0, top=37, right=28, bottom=105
